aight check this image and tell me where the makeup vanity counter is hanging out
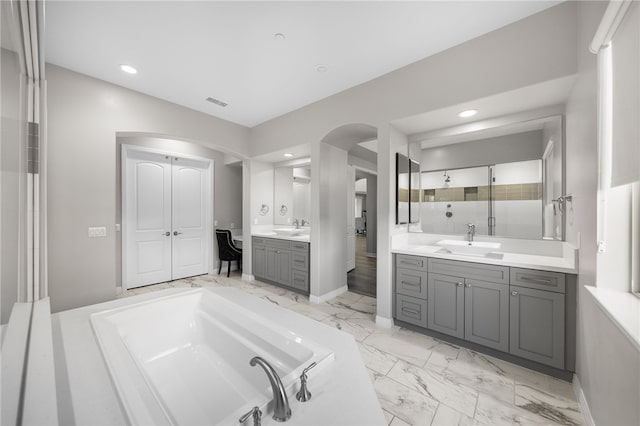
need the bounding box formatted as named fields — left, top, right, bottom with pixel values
left=391, top=233, right=577, bottom=379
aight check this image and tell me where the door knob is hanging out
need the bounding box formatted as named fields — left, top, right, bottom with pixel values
left=163, top=232, right=170, bottom=236
left=511, top=291, right=519, bottom=296
left=174, top=231, right=183, bottom=236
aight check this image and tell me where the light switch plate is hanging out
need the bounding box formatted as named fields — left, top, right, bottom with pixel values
left=88, top=227, right=107, bottom=238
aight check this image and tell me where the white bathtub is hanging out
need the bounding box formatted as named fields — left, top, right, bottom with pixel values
left=90, top=288, right=334, bottom=425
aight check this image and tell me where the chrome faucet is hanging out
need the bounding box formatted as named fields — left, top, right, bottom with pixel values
left=466, top=223, right=476, bottom=244
left=301, top=219, right=309, bottom=227
left=292, top=219, right=300, bottom=229
left=250, top=356, right=291, bottom=422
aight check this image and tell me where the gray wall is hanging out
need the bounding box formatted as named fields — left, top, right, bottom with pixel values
left=565, top=2, right=640, bottom=425
left=420, top=130, right=544, bottom=171
left=114, top=136, right=243, bottom=288
left=46, top=64, right=249, bottom=313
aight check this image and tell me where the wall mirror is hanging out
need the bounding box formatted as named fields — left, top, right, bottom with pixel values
left=407, top=115, right=564, bottom=240
left=274, top=165, right=311, bottom=226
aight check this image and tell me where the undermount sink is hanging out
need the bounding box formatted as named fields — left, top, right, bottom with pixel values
left=437, top=239, right=501, bottom=257
left=273, top=228, right=303, bottom=236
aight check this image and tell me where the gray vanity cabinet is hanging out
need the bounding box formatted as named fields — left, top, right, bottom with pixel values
left=252, top=237, right=310, bottom=294
left=427, top=273, right=465, bottom=338
left=509, top=285, right=565, bottom=369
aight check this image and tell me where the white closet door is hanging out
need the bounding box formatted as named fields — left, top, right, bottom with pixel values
left=171, top=157, right=211, bottom=280
left=347, top=166, right=356, bottom=272
left=125, top=151, right=172, bottom=288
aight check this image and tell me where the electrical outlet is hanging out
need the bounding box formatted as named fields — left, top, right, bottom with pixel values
left=88, top=227, right=107, bottom=238
left=230, top=223, right=235, bottom=228
left=115, top=223, right=121, bottom=232
left=214, top=220, right=218, bottom=226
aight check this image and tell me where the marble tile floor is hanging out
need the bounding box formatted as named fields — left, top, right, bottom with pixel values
left=118, top=273, right=583, bottom=426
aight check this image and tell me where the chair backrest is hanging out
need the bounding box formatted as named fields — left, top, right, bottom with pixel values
left=215, top=229, right=241, bottom=260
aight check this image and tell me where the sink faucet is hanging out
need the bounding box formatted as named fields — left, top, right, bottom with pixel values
left=466, top=223, right=476, bottom=245
left=250, top=356, right=291, bottom=422
left=292, top=219, right=300, bottom=229
left=301, top=219, right=309, bottom=227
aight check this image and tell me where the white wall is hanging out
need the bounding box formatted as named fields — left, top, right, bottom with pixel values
left=565, top=2, right=639, bottom=425
left=46, top=64, right=250, bottom=312
left=273, top=167, right=293, bottom=225
left=366, top=175, right=377, bottom=255
left=114, top=136, right=243, bottom=286
left=310, top=142, right=348, bottom=301
left=420, top=130, right=544, bottom=171
left=249, top=160, right=274, bottom=227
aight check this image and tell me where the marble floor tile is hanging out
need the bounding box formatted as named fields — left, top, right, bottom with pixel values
left=285, top=302, right=330, bottom=322
left=357, top=342, right=399, bottom=375
left=363, top=332, right=432, bottom=367
left=258, top=292, right=298, bottom=308
left=383, top=409, right=395, bottom=425
left=313, top=300, right=360, bottom=319
left=387, top=360, right=478, bottom=418
left=373, top=376, right=439, bottom=426
left=515, top=384, right=583, bottom=426
left=321, top=316, right=371, bottom=342
left=545, top=377, right=577, bottom=401
left=474, top=393, right=553, bottom=426
left=346, top=315, right=400, bottom=335
left=443, top=355, right=515, bottom=404
left=334, top=291, right=365, bottom=303
left=389, top=416, right=411, bottom=426
left=431, top=403, right=477, bottom=426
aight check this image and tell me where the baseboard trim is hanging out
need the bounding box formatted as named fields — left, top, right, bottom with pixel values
left=242, top=273, right=255, bottom=282
left=375, top=315, right=394, bottom=328
left=116, top=286, right=123, bottom=295
left=309, top=285, right=348, bottom=304
left=573, top=374, right=594, bottom=426
left=366, top=252, right=377, bottom=258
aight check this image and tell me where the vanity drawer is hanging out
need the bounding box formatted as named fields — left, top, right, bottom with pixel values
left=291, top=241, right=309, bottom=252
left=428, top=258, right=509, bottom=284
left=396, top=254, right=428, bottom=272
left=291, top=251, right=309, bottom=271
left=264, top=238, right=291, bottom=250
left=396, top=294, right=428, bottom=328
left=396, top=268, right=428, bottom=300
left=252, top=237, right=267, bottom=246
left=291, top=269, right=309, bottom=292
left=510, top=268, right=565, bottom=294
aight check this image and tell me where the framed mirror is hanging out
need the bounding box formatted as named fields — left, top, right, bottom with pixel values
left=396, top=153, right=409, bottom=224
left=274, top=165, right=311, bottom=226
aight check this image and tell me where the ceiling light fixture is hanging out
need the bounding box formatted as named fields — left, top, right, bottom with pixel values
left=283, top=153, right=294, bottom=158
left=274, top=33, right=286, bottom=40
left=458, top=109, right=478, bottom=118
left=316, top=64, right=328, bottom=73
left=120, top=64, right=137, bottom=74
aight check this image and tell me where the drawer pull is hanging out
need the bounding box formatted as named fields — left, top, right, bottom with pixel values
left=400, top=260, right=422, bottom=266
left=401, top=281, right=420, bottom=288
left=511, top=291, right=519, bottom=296
left=520, top=276, right=554, bottom=286
left=294, top=259, right=305, bottom=263
left=402, top=307, right=420, bottom=316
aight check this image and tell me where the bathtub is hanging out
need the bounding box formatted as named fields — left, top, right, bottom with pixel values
left=90, top=288, right=335, bottom=425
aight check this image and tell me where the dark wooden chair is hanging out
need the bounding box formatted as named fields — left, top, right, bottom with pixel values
left=215, top=229, right=242, bottom=277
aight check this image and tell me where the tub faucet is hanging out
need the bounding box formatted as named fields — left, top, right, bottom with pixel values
left=250, top=356, right=291, bottom=422
left=466, top=223, right=476, bottom=244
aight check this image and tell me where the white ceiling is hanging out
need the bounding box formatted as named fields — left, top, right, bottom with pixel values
left=44, top=1, right=561, bottom=127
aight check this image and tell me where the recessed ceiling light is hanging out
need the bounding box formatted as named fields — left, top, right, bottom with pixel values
left=274, top=33, right=286, bottom=40
left=120, top=64, right=137, bottom=74
left=458, top=109, right=478, bottom=118
left=284, top=153, right=294, bottom=158
left=316, top=65, right=328, bottom=73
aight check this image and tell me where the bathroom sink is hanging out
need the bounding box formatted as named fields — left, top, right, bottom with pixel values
left=437, top=240, right=501, bottom=256
left=273, top=228, right=303, bottom=236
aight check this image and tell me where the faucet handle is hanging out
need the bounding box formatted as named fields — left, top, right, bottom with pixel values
left=239, top=406, right=262, bottom=426
left=296, top=362, right=317, bottom=402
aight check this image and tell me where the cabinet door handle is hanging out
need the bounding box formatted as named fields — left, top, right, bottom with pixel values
left=457, top=282, right=463, bottom=287
left=276, top=250, right=281, bottom=254
left=173, top=231, right=183, bottom=236
left=163, top=232, right=171, bottom=236
left=402, top=307, right=420, bottom=316
left=465, top=283, right=471, bottom=288
left=401, top=281, right=420, bottom=288
left=511, top=291, right=519, bottom=296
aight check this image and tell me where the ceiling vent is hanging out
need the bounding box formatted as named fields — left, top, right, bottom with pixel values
left=205, top=97, right=228, bottom=107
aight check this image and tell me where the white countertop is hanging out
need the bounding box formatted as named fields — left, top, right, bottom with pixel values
left=252, top=231, right=311, bottom=243
left=392, top=243, right=577, bottom=274
left=51, top=287, right=382, bottom=425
